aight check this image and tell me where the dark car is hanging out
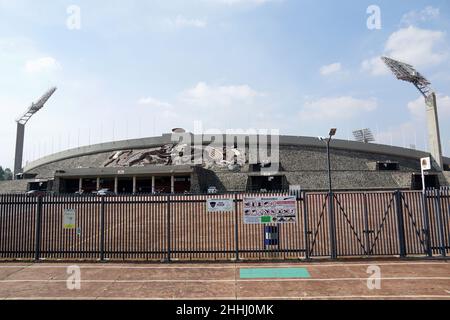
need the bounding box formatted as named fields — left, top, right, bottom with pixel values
left=26, top=190, right=47, bottom=197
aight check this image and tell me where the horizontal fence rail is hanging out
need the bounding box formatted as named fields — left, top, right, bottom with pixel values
left=0, top=190, right=449, bottom=262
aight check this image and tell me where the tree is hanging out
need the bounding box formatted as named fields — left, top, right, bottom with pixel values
left=4, top=168, right=13, bottom=180
left=0, top=166, right=13, bottom=181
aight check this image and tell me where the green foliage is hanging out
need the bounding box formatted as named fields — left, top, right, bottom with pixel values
left=0, top=166, right=13, bottom=181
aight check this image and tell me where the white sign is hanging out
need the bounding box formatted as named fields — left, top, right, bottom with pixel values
left=420, top=157, right=432, bottom=192
left=207, top=199, right=233, bottom=213
left=63, top=209, right=76, bottom=229
left=421, top=157, right=431, bottom=171
left=243, top=196, right=297, bottom=224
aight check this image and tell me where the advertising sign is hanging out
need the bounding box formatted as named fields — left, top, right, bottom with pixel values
left=243, top=196, right=297, bottom=224
left=207, top=199, right=234, bottom=213
left=63, top=209, right=76, bottom=229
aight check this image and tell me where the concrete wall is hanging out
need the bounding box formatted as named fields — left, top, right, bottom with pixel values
left=23, top=134, right=450, bottom=173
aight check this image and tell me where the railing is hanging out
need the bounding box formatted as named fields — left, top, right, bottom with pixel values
left=0, top=189, right=448, bottom=261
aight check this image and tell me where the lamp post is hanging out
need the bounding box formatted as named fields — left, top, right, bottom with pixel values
left=320, top=128, right=337, bottom=259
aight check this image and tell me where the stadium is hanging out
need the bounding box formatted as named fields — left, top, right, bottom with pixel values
left=0, top=132, right=449, bottom=195
left=0, top=57, right=449, bottom=195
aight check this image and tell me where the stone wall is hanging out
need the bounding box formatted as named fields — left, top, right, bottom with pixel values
left=0, top=180, right=31, bottom=194
left=18, top=142, right=449, bottom=194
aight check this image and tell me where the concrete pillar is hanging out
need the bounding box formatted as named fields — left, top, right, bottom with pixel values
left=132, top=176, right=137, bottom=194
left=78, top=178, right=83, bottom=193
left=426, top=93, right=443, bottom=170
left=114, top=177, right=118, bottom=194
left=13, top=123, right=25, bottom=179
left=152, top=176, right=155, bottom=194
left=171, top=175, right=175, bottom=194
left=96, top=177, right=100, bottom=191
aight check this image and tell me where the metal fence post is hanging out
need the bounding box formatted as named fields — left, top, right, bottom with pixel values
left=433, top=189, right=447, bottom=257
left=100, top=196, right=105, bottom=261
left=234, top=193, right=240, bottom=262
left=395, top=191, right=407, bottom=257
left=166, top=194, right=171, bottom=262
left=328, top=192, right=337, bottom=259
left=421, top=191, right=433, bottom=257
left=303, top=192, right=310, bottom=260
left=363, top=193, right=371, bottom=256
left=34, top=196, right=43, bottom=261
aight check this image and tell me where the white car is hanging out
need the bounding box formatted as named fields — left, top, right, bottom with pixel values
left=207, top=186, right=218, bottom=194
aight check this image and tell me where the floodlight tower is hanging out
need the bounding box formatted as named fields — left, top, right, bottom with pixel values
left=382, top=57, right=443, bottom=170
left=353, top=128, right=375, bottom=144
left=14, top=87, right=57, bottom=179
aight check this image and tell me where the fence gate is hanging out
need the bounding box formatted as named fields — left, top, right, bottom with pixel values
left=426, top=189, right=450, bottom=257
left=305, top=193, right=331, bottom=257
left=306, top=192, right=401, bottom=258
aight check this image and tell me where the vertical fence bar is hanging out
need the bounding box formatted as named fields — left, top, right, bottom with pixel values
left=422, top=191, right=432, bottom=257
left=434, top=189, right=447, bottom=257
left=303, top=192, right=310, bottom=260
left=166, top=194, right=171, bottom=262
left=328, top=192, right=337, bottom=259
left=395, top=191, right=407, bottom=258
left=363, top=193, right=371, bottom=256
left=100, top=196, right=105, bottom=261
left=34, top=196, right=43, bottom=261
left=234, top=193, right=240, bottom=261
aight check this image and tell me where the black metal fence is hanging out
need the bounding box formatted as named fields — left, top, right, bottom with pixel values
left=0, top=189, right=448, bottom=261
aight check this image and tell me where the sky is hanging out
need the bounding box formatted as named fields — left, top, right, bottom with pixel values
left=0, top=0, right=449, bottom=169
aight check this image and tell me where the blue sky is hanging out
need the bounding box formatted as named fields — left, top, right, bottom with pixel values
left=0, top=0, right=449, bottom=168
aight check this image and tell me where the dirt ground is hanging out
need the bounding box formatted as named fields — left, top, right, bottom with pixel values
left=0, top=259, right=449, bottom=300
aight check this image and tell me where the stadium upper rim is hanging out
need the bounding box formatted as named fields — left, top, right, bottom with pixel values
left=23, top=133, right=450, bottom=173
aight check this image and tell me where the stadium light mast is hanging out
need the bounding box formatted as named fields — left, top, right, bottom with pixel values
left=382, top=57, right=443, bottom=170
left=14, top=87, right=57, bottom=179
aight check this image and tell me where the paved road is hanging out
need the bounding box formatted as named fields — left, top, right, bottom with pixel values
left=0, top=260, right=449, bottom=300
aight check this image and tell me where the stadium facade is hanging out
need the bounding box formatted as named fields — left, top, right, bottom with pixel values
left=1, top=133, right=449, bottom=194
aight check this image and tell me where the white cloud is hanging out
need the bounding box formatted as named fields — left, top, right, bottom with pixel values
left=401, top=6, right=440, bottom=26
left=319, top=62, right=342, bottom=76
left=361, top=56, right=389, bottom=76
left=299, top=96, right=377, bottom=121
left=377, top=94, right=450, bottom=150
left=138, top=96, right=172, bottom=108
left=24, top=57, right=61, bottom=74
left=180, top=82, right=264, bottom=107
left=408, top=94, right=450, bottom=119
left=167, top=15, right=207, bottom=28
left=362, top=26, right=447, bottom=76
left=385, top=26, right=446, bottom=66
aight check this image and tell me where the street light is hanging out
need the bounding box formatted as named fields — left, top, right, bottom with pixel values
left=319, top=128, right=337, bottom=193
left=319, top=128, right=337, bottom=259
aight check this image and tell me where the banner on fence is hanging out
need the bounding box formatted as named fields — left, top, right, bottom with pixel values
left=243, top=196, right=297, bottom=224
left=207, top=199, right=234, bottom=212
left=63, top=209, right=76, bottom=229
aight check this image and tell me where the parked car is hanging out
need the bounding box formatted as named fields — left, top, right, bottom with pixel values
left=95, top=189, right=116, bottom=196
left=207, top=186, right=218, bottom=194
left=26, top=190, right=47, bottom=197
